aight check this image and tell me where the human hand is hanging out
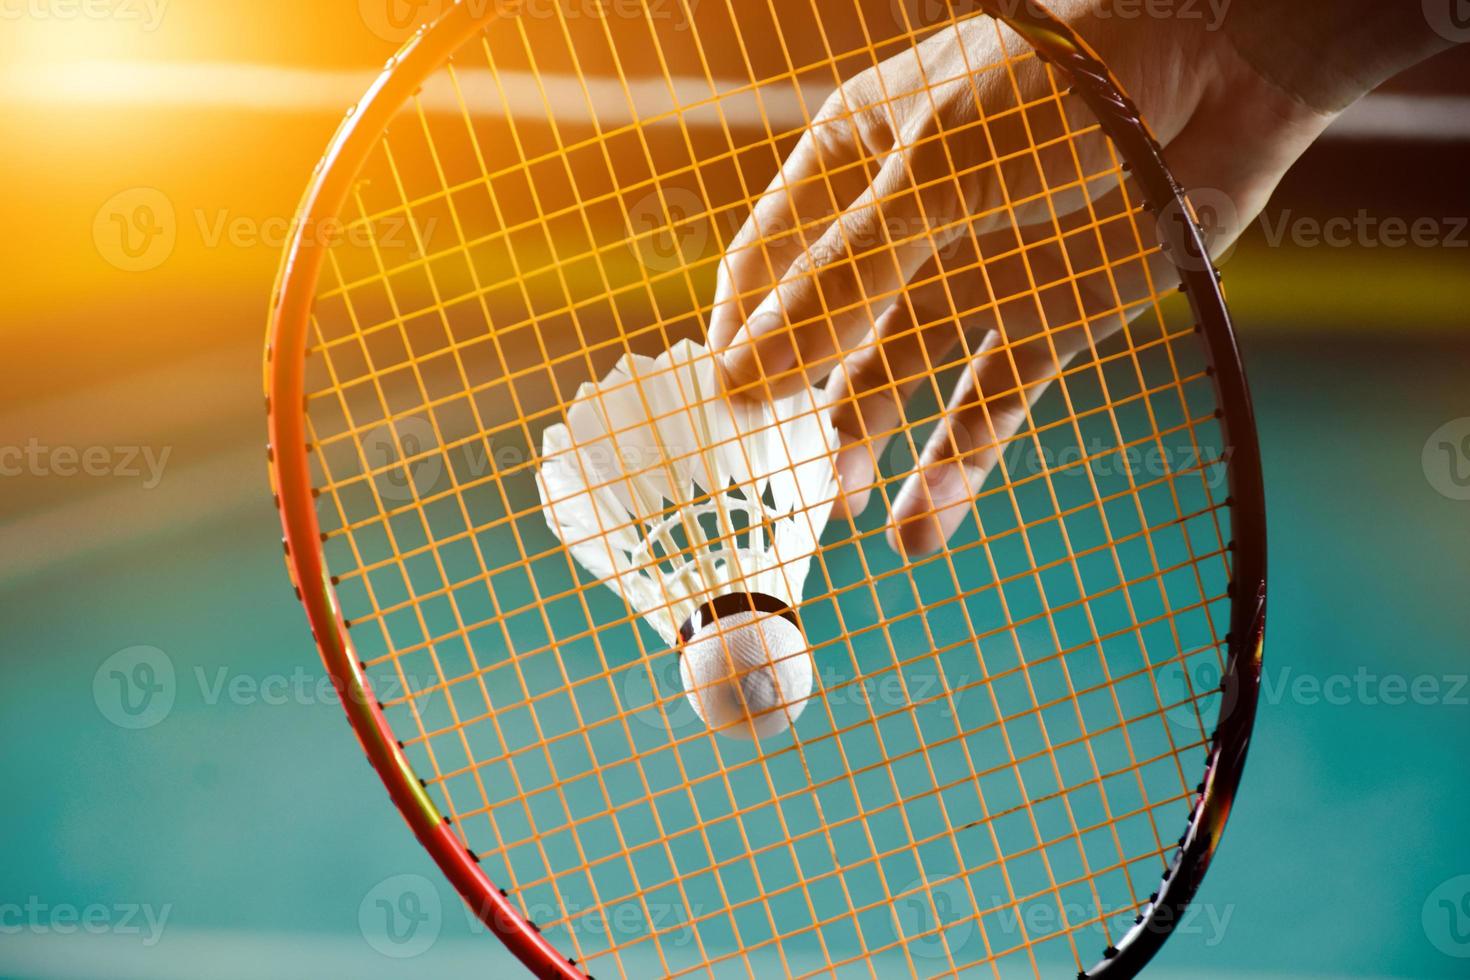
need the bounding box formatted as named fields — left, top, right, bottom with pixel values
left=708, top=3, right=1335, bottom=556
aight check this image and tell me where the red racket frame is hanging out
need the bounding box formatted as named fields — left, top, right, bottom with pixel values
left=265, top=2, right=1266, bottom=977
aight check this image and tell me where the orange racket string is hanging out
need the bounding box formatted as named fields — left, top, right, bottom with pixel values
left=316, top=317, right=1192, bottom=581
left=388, top=510, right=1224, bottom=745
left=331, top=411, right=1224, bottom=755
left=489, top=12, right=813, bottom=971
left=293, top=3, right=1237, bottom=976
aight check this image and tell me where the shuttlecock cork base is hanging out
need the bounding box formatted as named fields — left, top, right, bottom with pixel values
left=678, top=593, right=814, bottom=742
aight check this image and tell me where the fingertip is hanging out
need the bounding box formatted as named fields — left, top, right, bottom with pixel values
left=716, top=309, right=787, bottom=393
left=719, top=346, right=819, bottom=408
left=749, top=314, right=800, bottom=383
left=716, top=341, right=770, bottom=406
left=886, top=464, right=984, bottom=558
left=831, top=444, right=876, bottom=523
left=886, top=513, right=943, bottom=560
left=707, top=282, right=741, bottom=354
left=716, top=344, right=756, bottom=397
left=886, top=474, right=940, bottom=558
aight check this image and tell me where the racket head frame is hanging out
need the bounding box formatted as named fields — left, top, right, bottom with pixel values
left=264, top=2, right=1267, bottom=977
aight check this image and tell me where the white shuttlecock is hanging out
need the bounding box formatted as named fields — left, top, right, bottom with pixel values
left=537, top=339, right=838, bottom=741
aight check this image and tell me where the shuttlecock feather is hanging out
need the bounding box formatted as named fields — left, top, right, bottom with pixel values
left=538, top=339, right=837, bottom=740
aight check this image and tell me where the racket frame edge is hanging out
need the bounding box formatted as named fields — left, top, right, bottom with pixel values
left=264, top=4, right=583, bottom=978
left=982, top=3, right=1268, bottom=976
left=265, top=2, right=1269, bottom=977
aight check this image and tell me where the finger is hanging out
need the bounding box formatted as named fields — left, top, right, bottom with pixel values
left=884, top=178, right=1182, bottom=557
left=888, top=325, right=1092, bottom=558
left=824, top=240, right=996, bottom=521
left=823, top=195, right=1116, bottom=524
left=824, top=199, right=1103, bottom=524
left=709, top=114, right=873, bottom=352
left=720, top=146, right=971, bottom=399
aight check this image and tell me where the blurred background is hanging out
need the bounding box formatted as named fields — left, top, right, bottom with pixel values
left=1, top=1, right=1467, bottom=978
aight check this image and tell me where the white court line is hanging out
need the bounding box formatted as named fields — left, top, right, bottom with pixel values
left=0, top=929, right=1343, bottom=980
left=3, top=60, right=1468, bottom=141
left=0, top=60, right=823, bottom=131
left=1326, top=93, right=1470, bottom=143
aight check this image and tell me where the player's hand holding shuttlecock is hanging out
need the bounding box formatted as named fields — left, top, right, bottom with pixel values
left=538, top=2, right=1449, bottom=743
left=538, top=341, right=836, bottom=742
left=709, top=2, right=1354, bottom=556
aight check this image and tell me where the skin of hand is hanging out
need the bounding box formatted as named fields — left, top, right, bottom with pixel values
left=706, top=1, right=1443, bottom=557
